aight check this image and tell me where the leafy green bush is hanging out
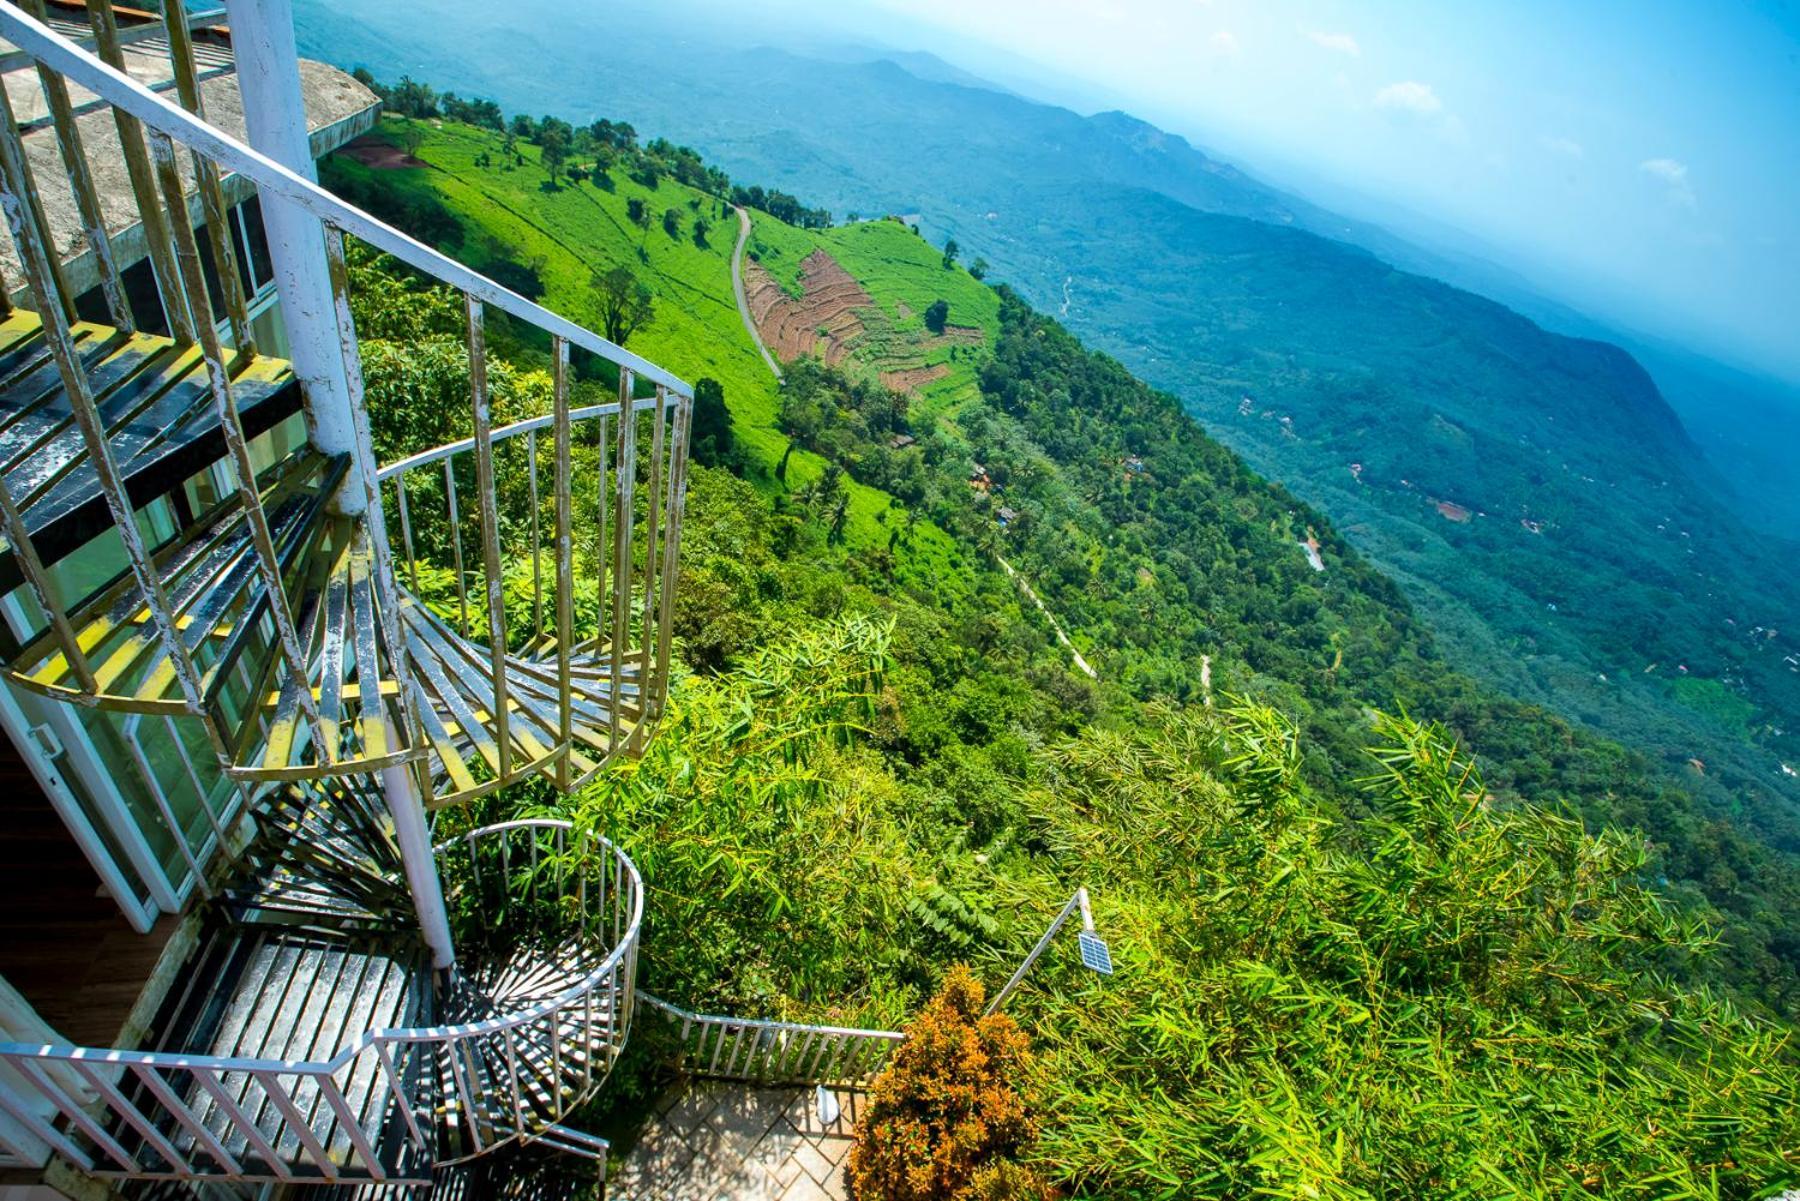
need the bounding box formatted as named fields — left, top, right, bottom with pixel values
left=1023, top=704, right=1798, bottom=1197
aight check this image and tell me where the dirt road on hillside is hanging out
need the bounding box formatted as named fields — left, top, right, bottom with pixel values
left=731, top=206, right=783, bottom=380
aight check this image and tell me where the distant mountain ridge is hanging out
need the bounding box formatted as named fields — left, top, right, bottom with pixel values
left=296, top=0, right=1799, bottom=826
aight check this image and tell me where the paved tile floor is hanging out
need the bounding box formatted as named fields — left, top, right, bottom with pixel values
left=610, top=1081, right=866, bottom=1201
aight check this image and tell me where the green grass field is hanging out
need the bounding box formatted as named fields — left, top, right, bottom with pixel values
left=333, top=117, right=979, bottom=602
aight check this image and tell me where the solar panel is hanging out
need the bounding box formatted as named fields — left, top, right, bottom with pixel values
left=1077, top=929, right=1114, bottom=975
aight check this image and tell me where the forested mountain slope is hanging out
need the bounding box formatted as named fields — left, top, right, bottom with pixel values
left=326, top=108, right=1800, bottom=1016
left=332, top=103, right=1799, bottom=1194
left=296, top=0, right=1800, bottom=920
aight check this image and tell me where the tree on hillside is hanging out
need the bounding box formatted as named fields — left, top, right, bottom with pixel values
left=538, top=129, right=569, bottom=184
left=690, top=377, right=736, bottom=471
left=626, top=197, right=653, bottom=257
left=441, top=92, right=502, bottom=130
left=385, top=75, right=438, bottom=119
left=589, top=266, right=655, bottom=346
left=398, top=124, right=425, bottom=161
left=941, top=237, right=959, bottom=269
left=692, top=216, right=711, bottom=248
left=970, top=258, right=989, bottom=281
left=924, top=299, right=950, bottom=334
left=662, top=207, right=683, bottom=238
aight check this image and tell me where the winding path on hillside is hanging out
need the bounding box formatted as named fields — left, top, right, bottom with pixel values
left=728, top=207, right=1097, bottom=683
left=732, top=205, right=784, bottom=380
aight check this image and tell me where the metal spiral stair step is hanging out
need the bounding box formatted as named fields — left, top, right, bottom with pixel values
left=401, top=597, right=643, bottom=810
left=227, top=776, right=414, bottom=932
left=0, top=308, right=300, bottom=592
left=4, top=446, right=341, bottom=709
left=225, top=511, right=418, bottom=782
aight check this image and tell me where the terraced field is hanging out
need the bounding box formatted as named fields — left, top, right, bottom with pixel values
left=321, top=118, right=983, bottom=604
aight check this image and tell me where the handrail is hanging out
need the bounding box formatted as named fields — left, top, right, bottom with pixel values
left=376, top=395, right=663, bottom=482
left=0, top=6, right=692, bottom=396
left=0, top=822, right=642, bottom=1074
left=638, top=993, right=902, bottom=1087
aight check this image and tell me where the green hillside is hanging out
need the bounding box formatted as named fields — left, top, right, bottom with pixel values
left=326, top=107, right=1800, bottom=1195
left=326, top=111, right=1800, bottom=1015
left=324, top=118, right=979, bottom=606
left=747, top=215, right=1000, bottom=417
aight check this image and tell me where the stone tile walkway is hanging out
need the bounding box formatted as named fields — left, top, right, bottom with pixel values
left=610, top=1080, right=866, bottom=1201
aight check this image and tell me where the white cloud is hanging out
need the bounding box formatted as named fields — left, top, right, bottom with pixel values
left=1304, top=29, right=1361, bottom=56
left=1208, top=30, right=1241, bottom=57
left=1640, top=157, right=1697, bottom=209
left=1373, top=81, right=1443, bottom=114
left=1541, top=136, right=1584, bottom=159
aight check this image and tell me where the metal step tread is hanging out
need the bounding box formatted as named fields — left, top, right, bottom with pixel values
left=0, top=310, right=300, bottom=586
left=226, top=777, right=412, bottom=932
left=4, top=447, right=342, bottom=710
left=99, top=917, right=435, bottom=1182
left=402, top=595, right=644, bottom=810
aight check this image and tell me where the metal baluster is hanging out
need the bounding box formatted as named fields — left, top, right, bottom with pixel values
left=444, top=456, right=469, bottom=637
left=653, top=392, right=693, bottom=716
left=0, top=472, right=93, bottom=691
left=84, top=0, right=194, bottom=341
left=126, top=1063, right=244, bottom=1173
left=594, top=411, right=607, bottom=650
left=609, top=371, right=636, bottom=749
left=0, top=78, right=71, bottom=325
left=149, top=131, right=325, bottom=755
left=394, top=472, right=420, bottom=591
left=22, top=0, right=131, bottom=329
left=165, top=714, right=239, bottom=857
left=314, top=1076, right=387, bottom=1180
left=371, top=1038, right=429, bottom=1155
left=122, top=715, right=211, bottom=895
left=466, top=296, right=510, bottom=781
left=552, top=338, right=573, bottom=792
left=160, top=0, right=253, bottom=354
left=637, top=385, right=667, bottom=734
left=527, top=425, right=542, bottom=648
left=501, top=1028, right=526, bottom=1133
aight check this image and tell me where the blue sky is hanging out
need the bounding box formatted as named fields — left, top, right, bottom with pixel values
left=743, top=0, right=1800, bottom=381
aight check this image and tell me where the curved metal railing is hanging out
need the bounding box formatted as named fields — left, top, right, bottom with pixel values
left=376, top=387, right=690, bottom=809
left=412, top=819, right=642, bottom=1162
left=0, top=821, right=642, bottom=1182
left=0, top=4, right=693, bottom=791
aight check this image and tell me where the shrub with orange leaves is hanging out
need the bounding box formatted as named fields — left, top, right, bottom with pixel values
left=847, top=966, right=1053, bottom=1201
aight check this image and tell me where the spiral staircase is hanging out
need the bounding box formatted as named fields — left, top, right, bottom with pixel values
left=0, top=1, right=688, bottom=1190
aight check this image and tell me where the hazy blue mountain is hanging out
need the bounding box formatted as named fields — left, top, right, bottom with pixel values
left=294, top=0, right=1800, bottom=822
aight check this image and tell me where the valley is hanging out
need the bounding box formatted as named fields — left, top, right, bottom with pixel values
left=292, top=0, right=1799, bottom=859
left=314, top=92, right=1800, bottom=1190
